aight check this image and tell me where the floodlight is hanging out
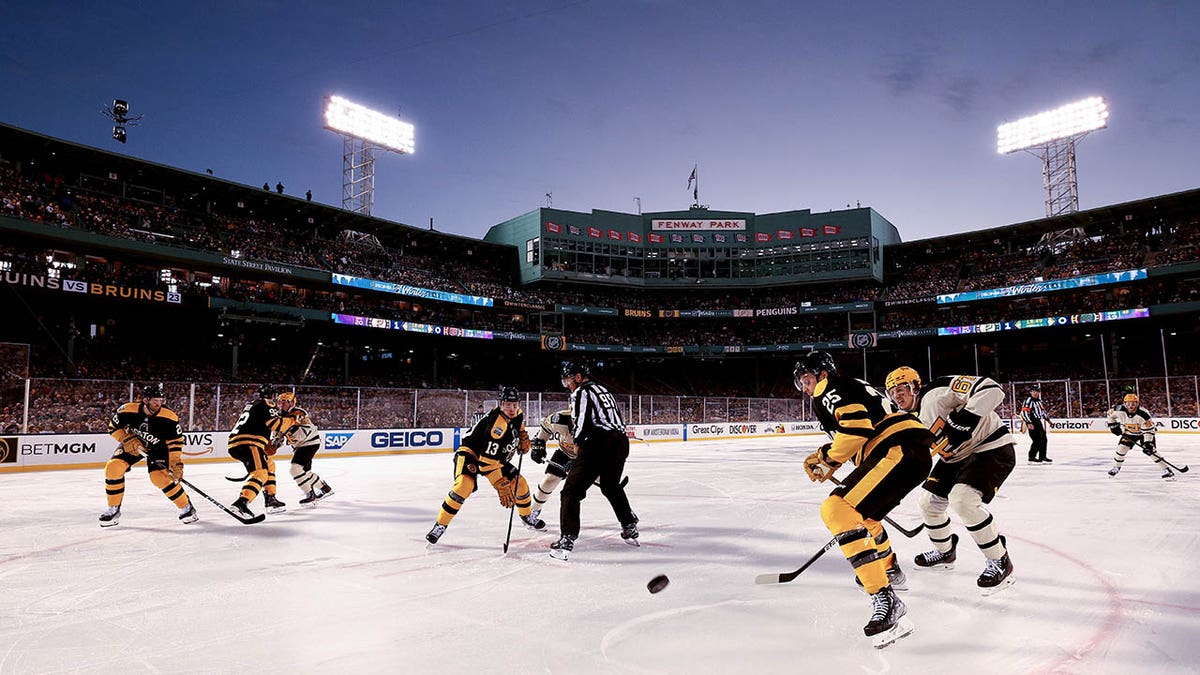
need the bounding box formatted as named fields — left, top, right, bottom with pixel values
left=323, top=95, right=414, bottom=154
left=997, top=96, right=1108, bottom=154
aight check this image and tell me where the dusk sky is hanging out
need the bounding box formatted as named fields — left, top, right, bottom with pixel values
left=2, top=1, right=1197, bottom=243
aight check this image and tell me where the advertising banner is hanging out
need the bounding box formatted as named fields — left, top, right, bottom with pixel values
left=0, top=427, right=459, bottom=471
left=937, top=269, right=1148, bottom=304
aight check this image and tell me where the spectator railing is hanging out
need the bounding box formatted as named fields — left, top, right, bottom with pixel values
left=8, top=376, right=1195, bottom=435
left=12, top=379, right=804, bottom=435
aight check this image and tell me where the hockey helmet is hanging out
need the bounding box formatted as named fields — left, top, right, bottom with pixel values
left=277, top=391, right=297, bottom=407
left=1123, top=393, right=1139, bottom=405
left=793, top=351, right=836, bottom=391
left=561, top=360, right=589, bottom=379
left=141, top=383, right=164, bottom=399
left=258, top=384, right=277, bottom=400
left=884, top=367, right=922, bottom=408
left=499, top=386, right=521, bottom=402
left=1029, top=384, right=1041, bottom=394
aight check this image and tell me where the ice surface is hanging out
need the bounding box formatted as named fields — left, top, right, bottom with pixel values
left=1, top=434, right=1196, bottom=674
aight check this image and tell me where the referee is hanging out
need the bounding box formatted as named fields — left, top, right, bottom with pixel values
left=549, top=360, right=639, bottom=560
left=1020, top=384, right=1053, bottom=464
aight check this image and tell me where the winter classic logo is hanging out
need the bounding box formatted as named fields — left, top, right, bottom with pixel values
left=0, top=437, right=16, bottom=463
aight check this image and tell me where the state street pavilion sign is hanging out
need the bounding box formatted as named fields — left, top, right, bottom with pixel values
left=650, top=219, right=747, bottom=231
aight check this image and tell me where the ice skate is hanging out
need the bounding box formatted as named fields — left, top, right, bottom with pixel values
left=1162, top=470, right=1176, bottom=481
left=1108, top=466, right=1121, bottom=477
left=299, top=490, right=321, bottom=507
left=864, top=586, right=914, bottom=649
left=178, top=503, right=199, bottom=524
left=1040, top=457, right=1053, bottom=464
left=263, top=493, right=287, bottom=514
left=521, top=513, right=546, bottom=530
left=316, top=482, right=334, bottom=501
left=620, top=521, right=640, bottom=547
left=231, top=497, right=254, bottom=519
left=978, top=551, right=1015, bottom=595
left=425, top=523, right=446, bottom=544
left=550, top=534, right=576, bottom=560
left=913, top=533, right=958, bottom=569
left=99, top=505, right=121, bottom=528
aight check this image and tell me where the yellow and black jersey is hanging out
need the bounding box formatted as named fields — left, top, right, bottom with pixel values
left=461, top=407, right=525, bottom=460
left=813, top=375, right=934, bottom=466
left=229, top=399, right=292, bottom=451
left=109, top=402, right=184, bottom=455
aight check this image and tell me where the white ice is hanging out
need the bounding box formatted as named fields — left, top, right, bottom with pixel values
left=1, top=433, right=1197, bottom=674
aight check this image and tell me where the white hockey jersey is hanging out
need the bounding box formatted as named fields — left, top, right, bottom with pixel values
left=280, top=406, right=320, bottom=449
left=1107, top=403, right=1154, bottom=439
left=534, top=409, right=577, bottom=457
left=918, top=375, right=1014, bottom=463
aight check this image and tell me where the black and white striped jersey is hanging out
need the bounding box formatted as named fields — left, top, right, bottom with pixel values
left=569, top=380, right=624, bottom=441
left=1020, top=396, right=1050, bottom=424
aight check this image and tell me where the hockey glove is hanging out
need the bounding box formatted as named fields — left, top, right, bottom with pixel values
left=944, top=409, right=980, bottom=447
left=264, top=440, right=279, bottom=456
left=1107, top=422, right=1123, bottom=436
left=120, top=435, right=146, bottom=456
left=494, top=475, right=517, bottom=508
left=169, top=450, right=184, bottom=482
left=530, top=438, right=547, bottom=464
left=803, top=443, right=841, bottom=483
left=559, top=441, right=579, bottom=458
left=1141, top=438, right=1157, bottom=456
left=518, top=429, right=531, bottom=454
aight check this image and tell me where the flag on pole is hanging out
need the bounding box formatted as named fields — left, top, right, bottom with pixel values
left=687, top=165, right=697, bottom=190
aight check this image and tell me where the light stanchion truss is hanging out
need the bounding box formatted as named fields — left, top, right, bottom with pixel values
left=998, top=96, right=1109, bottom=219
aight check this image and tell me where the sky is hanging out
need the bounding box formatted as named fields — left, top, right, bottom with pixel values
left=2, top=434, right=1197, bottom=673
left=2, top=1, right=1198, bottom=243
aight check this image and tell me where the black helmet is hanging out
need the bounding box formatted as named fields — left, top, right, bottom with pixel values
left=499, top=385, right=521, bottom=402
left=793, top=351, right=836, bottom=391
left=561, top=360, right=589, bottom=379
left=141, top=383, right=164, bottom=399
left=258, top=384, right=277, bottom=399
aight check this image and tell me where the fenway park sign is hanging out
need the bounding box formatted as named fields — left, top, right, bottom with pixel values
left=651, top=219, right=746, bottom=231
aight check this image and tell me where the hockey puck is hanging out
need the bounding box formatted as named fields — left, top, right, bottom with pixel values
left=647, top=574, right=670, bottom=594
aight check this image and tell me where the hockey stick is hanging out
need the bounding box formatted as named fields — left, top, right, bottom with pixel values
left=1136, top=439, right=1189, bottom=473
left=828, top=476, right=925, bottom=538
left=502, top=451, right=525, bottom=553
left=225, top=473, right=250, bottom=482
left=1162, top=458, right=1190, bottom=474
left=755, top=535, right=839, bottom=585
left=179, top=478, right=265, bottom=524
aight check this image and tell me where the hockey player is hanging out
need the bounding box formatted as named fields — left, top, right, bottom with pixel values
left=1020, top=385, right=1053, bottom=463
left=99, top=384, right=197, bottom=527
left=885, top=367, right=1017, bottom=595
left=276, top=391, right=334, bottom=505
left=227, top=385, right=294, bottom=517
left=425, top=386, right=542, bottom=544
left=1107, top=393, right=1177, bottom=480
left=795, top=351, right=934, bottom=648
left=528, top=408, right=578, bottom=524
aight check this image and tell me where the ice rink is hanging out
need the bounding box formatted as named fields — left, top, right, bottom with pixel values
left=1, top=433, right=1196, bottom=674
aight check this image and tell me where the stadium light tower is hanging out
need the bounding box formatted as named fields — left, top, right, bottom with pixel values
left=323, top=95, right=415, bottom=217
left=997, top=96, right=1108, bottom=219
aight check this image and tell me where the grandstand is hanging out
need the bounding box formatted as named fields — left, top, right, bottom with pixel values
left=3, top=121, right=1200, bottom=436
